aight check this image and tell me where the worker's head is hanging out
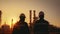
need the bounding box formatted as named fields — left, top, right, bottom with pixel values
left=19, top=13, right=26, bottom=22
left=39, top=11, right=44, bottom=19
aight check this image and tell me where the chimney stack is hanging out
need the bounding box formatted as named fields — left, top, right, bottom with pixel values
left=33, top=10, right=36, bottom=23
left=11, top=19, right=13, bottom=29
left=0, top=10, right=2, bottom=25
left=29, top=10, right=32, bottom=26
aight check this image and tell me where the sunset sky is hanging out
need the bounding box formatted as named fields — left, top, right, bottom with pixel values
left=0, top=0, right=60, bottom=27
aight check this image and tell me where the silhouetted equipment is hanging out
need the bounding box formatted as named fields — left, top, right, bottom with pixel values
left=0, top=10, right=2, bottom=25
left=1, top=22, right=10, bottom=34
left=33, top=10, right=38, bottom=23
left=33, top=11, right=49, bottom=34
left=11, top=19, right=13, bottom=30
left=29, top=10, right=32, bottom=26
left=33, top=10, right=36, bottom=23
left=12, top=13, right=30, bottom=34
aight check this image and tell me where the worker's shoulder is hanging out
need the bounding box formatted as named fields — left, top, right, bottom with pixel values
left=44, top=19, right=49, bottom=24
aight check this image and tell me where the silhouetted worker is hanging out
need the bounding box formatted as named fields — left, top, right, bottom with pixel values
left=33, top=11, right=49, bottom=34
left=12, top=13, right=30, bottom=34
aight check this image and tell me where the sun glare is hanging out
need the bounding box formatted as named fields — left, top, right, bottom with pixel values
left=6, top=17, right=18, bottom=28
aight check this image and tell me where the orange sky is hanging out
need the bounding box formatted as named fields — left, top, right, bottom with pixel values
left=0, top=0, right=60, bottom=27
